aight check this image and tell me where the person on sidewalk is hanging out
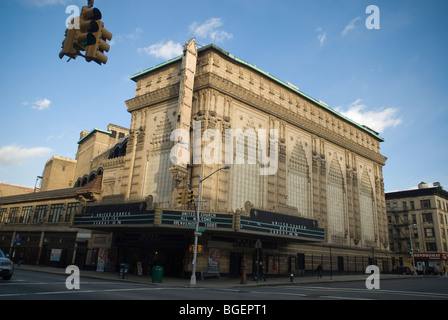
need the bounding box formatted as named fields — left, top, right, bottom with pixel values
left=259, top=261, right=266, bottom=282
left=316, top=264, right=323, bottom=278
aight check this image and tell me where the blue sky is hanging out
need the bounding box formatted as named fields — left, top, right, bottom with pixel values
left=0, top=0, right=447, bottom=192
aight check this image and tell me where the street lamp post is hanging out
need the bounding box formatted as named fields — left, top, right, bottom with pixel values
left=190, top=165, right=231, bottom=286
left=176, top=139, right=231, bottom=286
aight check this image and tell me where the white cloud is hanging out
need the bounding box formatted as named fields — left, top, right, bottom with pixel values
left=315, top=27, right=327, bottom=47
left=110, top=27, right=143, bottom=46
left=335, top=99, right=403, bottom=133
left=138, top=40, right=183, bottom=60
left=342, top=16, right=361, bottom=36
left=190, top=18, right=233, bottom=43
left=0, top=145, right=52, bottom=166
left=32, top=98, right=51, bottom=111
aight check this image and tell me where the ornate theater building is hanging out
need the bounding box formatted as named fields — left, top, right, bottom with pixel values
left=0, top=39, right=390, bottom=278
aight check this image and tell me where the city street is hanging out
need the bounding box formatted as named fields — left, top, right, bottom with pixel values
left=2, top=269, right=448, bottom=301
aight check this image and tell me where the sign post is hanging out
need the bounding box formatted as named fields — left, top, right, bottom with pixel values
left=255, top=239, right=262, bottom=283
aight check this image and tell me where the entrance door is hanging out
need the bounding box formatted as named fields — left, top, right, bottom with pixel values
left=229, top=252, right=242, bottom=277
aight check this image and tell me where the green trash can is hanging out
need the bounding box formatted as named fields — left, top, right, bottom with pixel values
left=152, top=265, right=163, bottom=283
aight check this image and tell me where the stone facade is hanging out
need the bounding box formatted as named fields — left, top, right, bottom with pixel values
left=120, top=40, right=388, bottom=252
left=0, top=39, right=391, bottom=276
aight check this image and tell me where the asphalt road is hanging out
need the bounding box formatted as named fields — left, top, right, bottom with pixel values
left=2, top=268, right=448, bottom=301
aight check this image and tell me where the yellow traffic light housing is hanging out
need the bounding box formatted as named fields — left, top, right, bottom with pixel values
left=59, top=27, right=78, bottom=60
left=76, top=7, right=101, bottom=49
left=84, top=7, right=112, bottom=65
left=59, top=6, right=111, bottom=65
left=176, top=190, right=186, bottom=204
left=185, top=190, right=194, bottom=204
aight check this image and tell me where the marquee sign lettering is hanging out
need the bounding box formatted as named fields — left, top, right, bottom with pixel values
left=240, top=209, right=325, bottom=241
left=73, top=202, right=155, bottom=225
left=161, top=210, right=234, bottom=229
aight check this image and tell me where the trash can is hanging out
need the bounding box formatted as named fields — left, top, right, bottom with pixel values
left=152, top=265, right=163, bottom=283
left=119, top=263, right=129, bottom=279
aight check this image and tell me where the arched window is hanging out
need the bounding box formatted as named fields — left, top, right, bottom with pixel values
left=287, top=140, right=311, bottom=217
left=359, top=169, right=376, bottom=242
left=327, top=156, right=346, bottom=238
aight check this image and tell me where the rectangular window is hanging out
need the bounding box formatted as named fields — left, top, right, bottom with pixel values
left=413, top=228, right=419, bottom=238
left=402, top=201, right=407, bottom=210
left=421, top=199, right=431, bottom=209
left=20, top=206, right=33, bottom=223
left=48, top=204, right=64, bottom=223
left=426, top=242, right=437, bottom=251
left=7, top=207, right=20, bottom=223
left=422, top=213, right=433, bottom=223
left=65, top=202, right=79, bottom=222
left=33, top=205, right=47, bottom=223
left=410, top=201, right=415, bottom=210
left=0, top=208, right=7, bottom=223
left=425, top=228, right=435, bottom=238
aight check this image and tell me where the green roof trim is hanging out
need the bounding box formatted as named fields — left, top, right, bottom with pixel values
left=130, top=44, right=384, bottom=142
left=130, top=55, right=183, bottom=81
left=78, top=128, right=112, bottom=144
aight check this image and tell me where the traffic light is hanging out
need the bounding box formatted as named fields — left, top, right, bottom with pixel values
left=59, top=6, right=112, bottom=65
left=185, top=190, right=194, bottom=204
left=84, top=7, right=112, bottom=65
left=176, top=190, right=186, bottom=204
left=189, top=245, right=203, bottom=253
left=59, top=27, right=78, bottom=60
left=77, top=6, right=101, bottom=50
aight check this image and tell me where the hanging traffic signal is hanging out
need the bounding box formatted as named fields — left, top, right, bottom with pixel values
left=59, top=7, right=99, bottom=61
left=177, top=190, right=186, bottom=204
left=185, top=190, right=194, bottom=204
left=84, top=9, right=112, bottom=65
left=59, top=6, right=111, bottom=65
left=76, top=6, right=101, bottom=49
left=59, top=27, right=78, bottom=60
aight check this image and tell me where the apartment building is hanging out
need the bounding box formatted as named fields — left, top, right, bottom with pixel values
left=386, top=182, right=448, bottom=273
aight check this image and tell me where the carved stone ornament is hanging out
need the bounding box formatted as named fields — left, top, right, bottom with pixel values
left=169, top=165, right=189, bottom=182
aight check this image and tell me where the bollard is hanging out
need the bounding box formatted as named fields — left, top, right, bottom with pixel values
left=290, top=273, right=294, bottom=282
left=240, top=255, right=247, bottom=284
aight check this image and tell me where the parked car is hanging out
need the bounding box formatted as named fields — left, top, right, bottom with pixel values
left=426, top=267, right=438, bottom=275
left=391, top=266, right=412, bottom=275
left=0, top=249, right=14, bottom=280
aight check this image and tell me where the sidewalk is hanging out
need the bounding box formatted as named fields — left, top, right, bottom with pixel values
left=15, top=264, right=416, bottom=288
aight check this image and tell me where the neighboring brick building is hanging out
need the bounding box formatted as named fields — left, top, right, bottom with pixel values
left=386, top=182, right=448, bottom=274
left=0, top=124, right=128, bottom=268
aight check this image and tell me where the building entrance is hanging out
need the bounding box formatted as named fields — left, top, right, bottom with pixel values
left=114, top=231, right=190, bottom=277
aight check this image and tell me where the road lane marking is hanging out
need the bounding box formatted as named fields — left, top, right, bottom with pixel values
left=277, top=285, right=448, bottom=299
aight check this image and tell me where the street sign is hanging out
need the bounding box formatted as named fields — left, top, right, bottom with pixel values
left=194, top=231, right=202, bottom=237
left=255, top=239, right=262, bottom=249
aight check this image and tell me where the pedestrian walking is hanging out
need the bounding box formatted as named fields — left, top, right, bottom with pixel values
left=316, top=263, right=323, bottom=278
